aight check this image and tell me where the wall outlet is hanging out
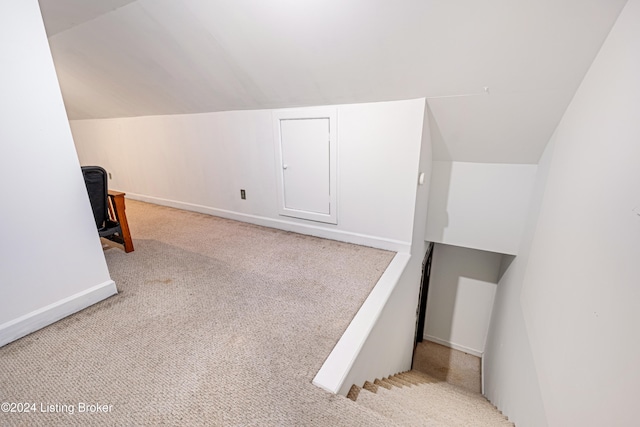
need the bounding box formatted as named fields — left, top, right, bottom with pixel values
left=240, top=189, right=246, bottom=200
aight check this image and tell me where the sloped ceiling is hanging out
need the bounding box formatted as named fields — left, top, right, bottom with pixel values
left=39, top=0, right=627, bottom=163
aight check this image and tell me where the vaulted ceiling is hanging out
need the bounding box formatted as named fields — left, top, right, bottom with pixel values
left=39, top=0, right=627, bottom=163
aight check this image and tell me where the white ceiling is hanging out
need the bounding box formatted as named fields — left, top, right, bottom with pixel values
left=38, top=0, right=138, bottom=36
left=38, top=0, right=627, bottom=163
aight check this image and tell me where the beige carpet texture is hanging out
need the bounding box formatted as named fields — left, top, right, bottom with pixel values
left=1, top=201, right=512, bottom=426
left=412, top=341, right=482, bottom=393
left=1, top=201, right=395, bottom=426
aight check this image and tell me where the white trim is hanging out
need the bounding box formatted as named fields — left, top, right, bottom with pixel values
left=423, top=334, right=484, bottom=358
left=122, top=192, right=411, bottom=252
left=481, top=352, right=485, bottom=395
left=272, top=107, right=338, bottom=224
left=312, top=253, right=411, bottom=394
left=0, top=280, right=117, bottom=347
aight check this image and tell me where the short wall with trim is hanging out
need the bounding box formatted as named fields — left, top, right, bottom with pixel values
left=71, top=98, right=425, bottom=252
left=313, top=253, right=412, bottom=393
left=0, top=0, right=116, bottom=347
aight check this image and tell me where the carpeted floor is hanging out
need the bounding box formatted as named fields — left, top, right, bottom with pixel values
left=412, top=341, right=482, bottom=393
left=0, top=200, right=396, bottom=426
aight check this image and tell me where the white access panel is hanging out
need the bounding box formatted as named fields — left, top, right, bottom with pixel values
left=273, top=108, right=337, bottom=224
left=281, top=118, right=330, bottom=213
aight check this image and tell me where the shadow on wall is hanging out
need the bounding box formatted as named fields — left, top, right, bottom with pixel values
left=424, top=102, right=452, bottom=244
left=428, top=102, right=452, bottom=162
left=424, top=160, right=452, bottom=244
left=423, top=244, right=504, bottom=359
left=498, top=254, right=515, bottom=282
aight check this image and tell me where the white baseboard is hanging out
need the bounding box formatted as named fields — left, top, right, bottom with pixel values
left=123, top=192, right=411, bottom=253
left=0, top=280, right=117, bottom=348
left=423, top=335, right=484, bottom=358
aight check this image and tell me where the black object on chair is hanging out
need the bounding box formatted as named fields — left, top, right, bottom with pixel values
left=81, top=166, right=124, bottom=245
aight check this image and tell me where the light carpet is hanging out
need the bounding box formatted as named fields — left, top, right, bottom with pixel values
left=349, top=371, right=513, bottom=426
left=0, top=201, right=395, bottom=426
left=412, top=341, right=482, bottom=393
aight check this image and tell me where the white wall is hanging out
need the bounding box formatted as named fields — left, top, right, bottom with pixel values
left=426, top=161, right=537, bottom=255
left=313, top=252, right=411, bottom=394
left=424, top=244, right=501, bottom=357
left=484, top=1, right=640, bottom=425
left=483, top=139, right=553, bottom=427
left=71, top=98, right=425, bottom=251
left=314, top=99, right=432, bottom=394
left=0, top=0, right=115, bottom=346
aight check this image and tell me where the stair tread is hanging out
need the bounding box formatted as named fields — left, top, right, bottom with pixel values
left=386, top=383, right=510, bottom=423
left=356, top=385, right=441, bottom=427
left=351, top=370, right=513, bottom=426
left=359, top=385, right=495, bottom=427
left=363, top=381, right=379, bottom=393
left=402, top=370, right=484, bottom=400
left=393, top=372, right=424, bottom=386
left=383, top=376, right=408, bottom=388
left=380, top=386, right=503, bottom=421
left=374, top=378, right=393, bottom=390
left=346, top=384, right=361, bottom=401
left=387, top=374, right=414, bottom=387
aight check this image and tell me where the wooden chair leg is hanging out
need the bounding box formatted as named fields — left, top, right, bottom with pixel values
left=108, top=191, right=134, bottom=253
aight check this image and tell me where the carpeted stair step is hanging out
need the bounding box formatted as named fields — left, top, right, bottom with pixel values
left=346, top=384, right=361, bottom=401
left=355, top=386, right=440, bottom=427
left=363, top=380, right=379, bottom=393
left=382, top=380, right=512, bottom=425
left=363, top=382, right=479, bottom=427
left=394, top=372, right=430, bottom=386
left=390, top=372, right=512, bottom=422
left=364, top=384, right=510, bottom=426
left=403, top=370, right=508, bottom=417
left=395, top=370, right=438, bottom=385
left=374, top=378, right=393, bottom=390
left=349, top=370, right=514, bottom=426
left=383, top=376, right=409, bottom=388
left=387, top=374, right=415, bottom=387
left=399, top=369, right=493, bottom=403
